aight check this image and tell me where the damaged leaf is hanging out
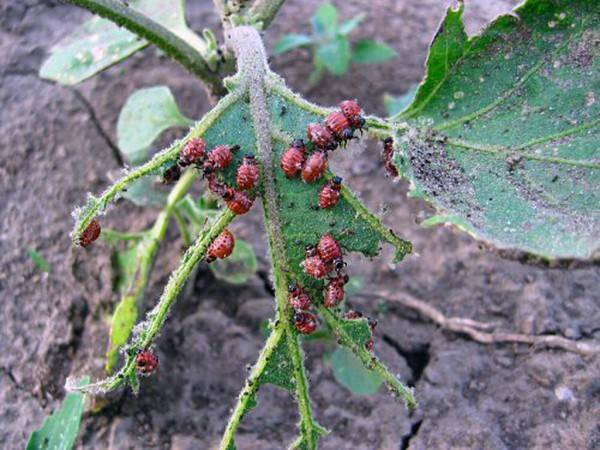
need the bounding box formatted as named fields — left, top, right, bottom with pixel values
left=392, top=0, right=600, bottom=262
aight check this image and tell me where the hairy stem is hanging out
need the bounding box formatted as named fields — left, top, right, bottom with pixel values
left=72, top=91, right=241, bottom=242
left=248, top=0, right=288, bottom=29
left=107, top=170, right=198, bottom=372
left=140, top=208, right=235, bottom=348
left=67, top=0, right=226, bottom=96
left=73, top=207, right=236, bottom=393
left=225, top=26, right=322, bottom=448
left=319, top=307, right=417, bottom=410
left=219, top=322, right=286, bottom=450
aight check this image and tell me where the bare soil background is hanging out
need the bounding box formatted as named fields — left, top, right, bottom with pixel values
left=1, top=1, right=599, bottom=449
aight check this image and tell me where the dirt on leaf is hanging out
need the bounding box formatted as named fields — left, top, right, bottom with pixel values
left=1, top=1, right=599, bottom=449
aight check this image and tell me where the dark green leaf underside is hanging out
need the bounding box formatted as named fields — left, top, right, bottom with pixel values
left=70, top=75, right=412, bottom=445
left=394, top=0, right=600, bottom=261
left=267, top=91, right=411, bottom=295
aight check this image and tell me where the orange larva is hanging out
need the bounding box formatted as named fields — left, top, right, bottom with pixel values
left=136, top=350, right=159, bottom=376
left=180, top=138, right=206, bottom=166
left=325, top=111, right=353, bottom=142
left=236, top=154, right=260, bottom=190
left=281, top=139, right=306, bottom=178
left=317, top=234, right=342, bottom=263
left=319, top=176, right=342, bottom=209
left=80, top=219, right=101, bottom=247
left=207, top=229, right=235, bottom=262
left=307, top=123, right=337, bottom=151
left=339, top=99, right=365, bottom=129
left=225, top=190, right=254, bottom=215
left=294, top=311, right=318, bottom=335
left=288, top=282, right=312, bottom=311
left=301, top=151, right=328, bottom=183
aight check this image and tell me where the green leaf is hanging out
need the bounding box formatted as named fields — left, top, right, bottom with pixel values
left=383, top=85, right=419, bottom=116
left=112, top=243, right=140, bottom=294
left=117, top=86, right=191, bottom=165
left=352, top=39, right=397, bottom=64
left=39, top=0, right=202, bottom=85
left=176, top=195, right=218, bottom=227
left=273, top=34, right=313, bottom=55
left=100, top=228, right=146, bottom=246
left=257, top=331, right=295, bottom=390
left=106, top=242, right=142, bottom=373
left=290, top=425, right=328, bottom=450
left=338, top=13, right=366, bottom=36
left=28, top=248, right=52, bottom=273
left=393, top=0, right=600, bottom=262
left=210, top=238, right=258, bottom=284
left=316, top=36, right=351, bottom=76
left=344, top=276, right=364, bottom=297
left=69, top=30, right=413, bottom=443
left=311, top=2, right=338, bottom=36
left=330, top=347, right=383, bottom=395
left=106, top=294, right=138, bottom=373
left=122, top=177, right=168, bottom=207
left=27, top=377, right=89, bottom=450
left=308, top=67, right=325, bottom=87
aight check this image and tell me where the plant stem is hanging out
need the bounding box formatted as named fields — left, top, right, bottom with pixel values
left=218, top=322, right=286, bottom=450
left=67, top=0, right=226, bottom=97
left=72, top=91, right=241, bottom=242
left=106, top=170, right=198, bottom=372
left=172, top=209, right=191, bottom=247
left=140, top=208, right=235, bottom=348
left=149, top=169, right=198, bottom=242
left=73, top=207, right=236, bottom=393
left=248, top=0, right=288, bottom=29
left=319, top=306, right=417, bottom=410
left=226, top=26, right=322, bottom=448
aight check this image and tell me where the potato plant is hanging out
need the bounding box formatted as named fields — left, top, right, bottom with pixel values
left=30, top=0, right=599, bottom=448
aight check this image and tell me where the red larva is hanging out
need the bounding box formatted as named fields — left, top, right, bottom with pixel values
left=162, top=163, right=181, bottom=184
left=303, top=245, right=328, bottom=279
left=344, top=310, right=364, bottom=320
left=204, top=144, right=239, bottom=172
left=206, top=174, right=228, bottom=197
left=382, top=137, right=398, bottom=177
left=288, top=282, right=312, bottom=311
left=301, top=151, right=328, bottom=183
left=294, top=311, right=318, bottom=335
left=180, top=137, right=206, bottom=166
left=136, top=350, right=159, bottom=376
left=365, top=339, right=374, bottom=351
left=236, top=154, right=260, bottom=190
left=207, top=229, right=235, bottom=263
left=80, top=218, right=101, bottom=247
left=367, top=317, right=378, bottom=332
left=325, top=111, right=353, bottom=142
left=339, top=99, right=365, bottom=129
left=317, top=234, right=342, bottom=263
left=225, top=190, right=254, bottom=215
left=281, top=139, right=306, bottom=178
left=319, top=176, right=342, bottom=209
left=307, top=123, right=337, bottom=151
left=324, top=278, right=345, bottom=308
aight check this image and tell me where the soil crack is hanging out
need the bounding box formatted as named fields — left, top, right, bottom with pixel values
left=70, top=88, right=124, bottom=167
left=400, top=419, right=423, bottom=450
left=382, top=335, right=430, bottom=386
